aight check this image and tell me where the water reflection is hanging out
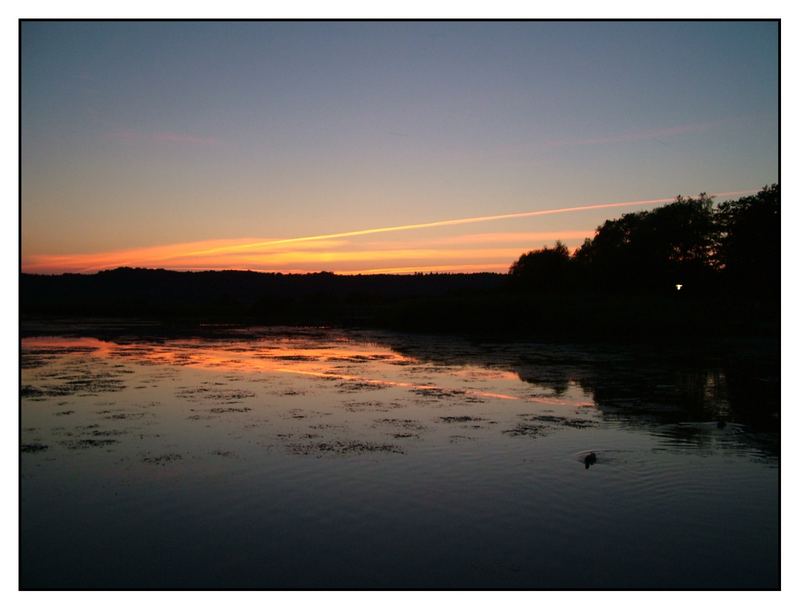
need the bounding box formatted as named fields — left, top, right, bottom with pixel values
left=378, top=333, right=779, bottom=457
left=20, top=325, right=779, bottom=589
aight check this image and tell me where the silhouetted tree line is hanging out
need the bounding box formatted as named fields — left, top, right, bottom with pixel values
left=21, top=185, right=779, bottom=340
left=509, top=185, right=779, bottom=298
left=21, top=269, right=504, bottom=324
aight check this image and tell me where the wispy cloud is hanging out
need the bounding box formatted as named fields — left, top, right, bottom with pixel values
left=22, top=190, right=757, bottom=275
left=106, top=129, right=219, bottom=146
left=544, top=119, right=736, bottom=148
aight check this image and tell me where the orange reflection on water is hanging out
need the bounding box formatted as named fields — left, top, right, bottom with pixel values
left=23, top=336, right=115, bottom=354
left=273, top=367, right=522, bottom=401
left=22, top=335, right=591, bottom=407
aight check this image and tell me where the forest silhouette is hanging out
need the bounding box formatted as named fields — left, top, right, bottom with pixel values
left=22, top=185, right=779, bottom=340
left=509, top=184, right=779, bottom=297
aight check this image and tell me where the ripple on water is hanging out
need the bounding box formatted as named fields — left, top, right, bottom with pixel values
left=19, top=329, right=779, bottom=589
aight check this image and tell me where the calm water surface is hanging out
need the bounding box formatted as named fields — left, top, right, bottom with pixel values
left=20, top=325, right=779, bottom=589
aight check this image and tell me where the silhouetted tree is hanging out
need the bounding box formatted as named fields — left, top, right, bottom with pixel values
left=573, top=193, right=717, bottom=293
left=715, top=184, right=779, bottom=296
left=509, top=241, right=572, bottom=290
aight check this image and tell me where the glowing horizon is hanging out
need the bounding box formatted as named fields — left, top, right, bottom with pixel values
left=22, top=190, right=756, bottom=275
left=22, top=22, right=777, bottom=276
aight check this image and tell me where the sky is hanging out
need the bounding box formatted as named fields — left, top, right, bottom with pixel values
left=21, top=20, right=778, bottom=274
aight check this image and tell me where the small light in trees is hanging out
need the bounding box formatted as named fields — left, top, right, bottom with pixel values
left=675, top=284, right=683, bottom=291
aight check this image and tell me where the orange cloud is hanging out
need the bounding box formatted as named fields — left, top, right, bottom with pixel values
left=23, top=190, right=756, bottom=274
left=22, top=237, right=349, bottom=274
left=23, top=245, right=526, bottom=274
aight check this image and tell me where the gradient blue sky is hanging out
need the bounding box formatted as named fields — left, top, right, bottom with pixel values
left=21, top=20, right=778, bottom=273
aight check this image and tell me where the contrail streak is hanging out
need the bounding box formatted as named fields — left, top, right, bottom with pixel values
left=23, top=188, right=759, bottom=274
left=187, top=189, right=757, bottom=257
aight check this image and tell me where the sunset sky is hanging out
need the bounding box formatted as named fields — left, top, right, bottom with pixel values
left=21, top=21, right=778, bottom=274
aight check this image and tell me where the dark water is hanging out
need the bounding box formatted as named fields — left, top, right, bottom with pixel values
left=20, top=324, right=779, bottom=589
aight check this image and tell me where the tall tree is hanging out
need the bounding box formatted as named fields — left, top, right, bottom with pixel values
left=715, top=184, right=779, bottom=295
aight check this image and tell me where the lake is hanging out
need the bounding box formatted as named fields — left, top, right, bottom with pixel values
left=20, top=323, right=779, bottom=589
